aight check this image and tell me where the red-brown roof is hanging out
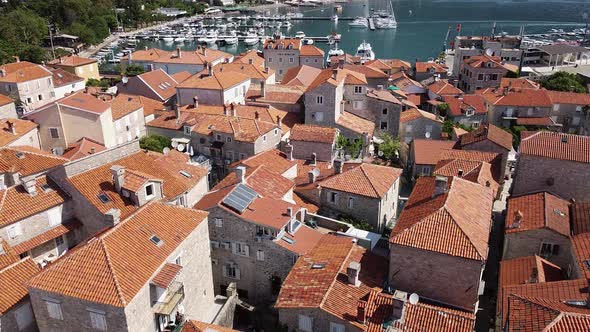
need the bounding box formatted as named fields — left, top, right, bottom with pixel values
left=181, top=320, right=238, bottom=332
left=336, top=111, right=375, bottom=137
left=0, top=240, right=18, bottom=270
left=434, top=158, right=499, bottom=196
left=516, top=117, right=555, bottom=126
left=415, top=61, right=448, bottom=74
left=399, top=108, right=440, bottom=123
left=547, top=90, right=590, bottom=105
left=463, top=54, right=504, bottom=69
left=320, top=163, right=401, bottom=199
left=571, top=233, right=590, bottom=280
left=0, top=94, right=13, bottom=106
left=281, top=65, right=322, bottom=87
left=300, top=45, right=324, bottom=57
left=0, top=61, right=52, bottom=83
left=214, top=165, right=294, bottom=199
left=571, top=201, right=590, bottom=235
left=519, top=131, right=590, bottom=163
left=500, top=78, right=540, bottom=91
left=478, top=88, right=552, bottom=107
left=505, top=192, right=570, bottom=236
left=49, top=67, right=84, bottom=87
left=290, top=123, right=337, bottom=144
left=427, top=79, right=462, bottom=96
left=28, top=203, right=208, bottom=307
left=246, top=84, right=305, bottom=104
left=62, top=138, right=106, bottom=161
left=108, top=93, right=144, bottom=120
left=177, top=70, right=250, bottom=90
left=0, top=258, right=40, bottom=314
left=0, top=146, right=66, bottom=176
left=443, top=94, right=487, bottom=117
left=152, top=263, right=182, bottom=289
left=0, top=118, right=38, bottom=147
left=460, top=123, right=513, bottom=151
left=48, top=55, right=97, bottom=67
left=135, top=69, right=179, bottom=101
left=34, top=91, right=110, bottom=115
left=263, top=38, right=301, bottom=50
left=391, top=300, right=475, bottom=332
left=499, top=256, right=564, bottom=291
left=152, top=48, right=232, bottom=65
left=391, top=176, right=493, bottom=260
left=12, top=219, right=82, bottom=255
left=232, top=149, right=296, bottom=176
left=412, top=139, right=457, bottom=165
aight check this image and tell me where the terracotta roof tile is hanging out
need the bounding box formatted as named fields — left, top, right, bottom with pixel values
left=571, top=233, right=590, bottom=279
left=463, top=54, right=504, bottom=68
left=152, top=48, right=232, bottom=65
left=211, top=63, right=274, bottom=80
left=0, top=145, right=67, bottom=176
left=0, top=176, right=69, bottom=228
left=366, top=88, right=402, bottom=104
left=177, top=70, right=250, bottom=90
left=181, top=320, right=238, bottom=332
left=135, top=69, right=179, bottom=101
left=478, top=88, right=552, bottom=107
left=519, top=131, right=590, bottom=163
left=0, top=258, right=40, bottom=314
left=391, top=300, right=475, bottom=332
left=274, top=223, right=324, bottom=256
left=28, top=203, right=208, bottom=307
left=184, top=103, right=292, bottom=132
left=399, top=108, right=441, bottom=123
left=343, top=64, right=389, bottom=79
left=336, top=111, right=375, bottom=137
left=571, top=201, right=590, bottom=235
left=434, top=158, right=499, bottom=196
left=0, top=94, right=13, bottom=106
left=108, top=93, right=144, bottom=120
left=123, top=48, right=172, bottom=62
left=320, top=163, right=401, bottom=199
left=232, top=149, right=296, bottom=175
left=290, top=123, right=337, bottom=144
left=34, top=91, right=110, bottom=115
left=281, top=65, right=322, bottom=87
left=391, top=176, right=493, bottom=260
left=505, top=192, right=570, bottom=236
left=234, top=50, right=265, bottom=68
left=0, top=118, right=38, bottom=147
left=300, top=45, right=325, bottom=57
left=13, top=219, right=82, bottom=255
left=500, top=78, right=540, bottom=91
left=62, top=137, right=106, bottom=160
left=213, top=165, right=293, bottom=199
left=460, top=123, right=513, bottom=151
left=0, top=239, right=19, bottom=270
left=437, top=148, right=503, bottom=180
left=443, top=94, right=487, bottom=117
left=427, top=79, right=462, bottom=96
left=263, top=38, right=301, bottom=50
left=48, top=55, right=96, bottom=67
left=546, top=90, right=590, bottom=105
left=499, top=256, right=564, bottom=291
left=0, top=61, right=52, bottom=83
left=246, top=84, right=305, bottom=104
left=48, top=67, right=84, bottom=87
left=415, top=61, right=448, bottom=74
left=411, top=139, right=456, bottom=165
left=544, top=313, right=590, bottom=332
left=307, top=68, right=366, bottom=92
left=152, top=262, right=182, bottom=288
left=171, top=71, right=192, bottom=83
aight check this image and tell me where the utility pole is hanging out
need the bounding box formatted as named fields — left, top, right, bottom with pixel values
left=48, top=23, right=56, bottom=60
left=583, top=13, right=589, bottom=45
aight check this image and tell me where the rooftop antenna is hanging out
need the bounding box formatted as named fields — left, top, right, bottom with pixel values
left=583, top=13, right=589, bottom=45
left=491, top=21, right=497, bottom=38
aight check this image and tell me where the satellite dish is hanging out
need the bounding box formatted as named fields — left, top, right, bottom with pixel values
left=425, top=132, right=431, bottom=139
left=162, top=147, right=171, bottom=155
left=484, top=48, right=494, bottom=57
left=378, top=150, right=384, bottom=157
left=121, top=76, right=129, bottom=84
left=171, top=141, right=179, bottom=148
left=312, top=168, right=320, bottom=177
left=409, top=293, right=419, bottom=305
left=177, top=143, right=185, bottom=152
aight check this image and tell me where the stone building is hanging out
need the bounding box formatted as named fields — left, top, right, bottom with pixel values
left=546, top=90, right=590, bottom=134
left=47, top=56, right=99, bottom=83
left=0, top=61, right=55, bottom=113
left=0, top=118, right=40, bottom=149
left=364, top=88, right=404, bottom=137
left=478, top=88, right=554, bottom=128
left=389, top=176, right=493, bottom=312
left=503, top=192, right=573, bottom=269
left=27, top=202, right=228, bottom=332
left=288, top=124, right=338, bottom=162
left=406, top=139, right=455, bottom=179
left=413, top=61, right=449, bottom=82
left=458, top=55, right=508, bottom=93
left=262, top=38, right=324, bottom=79
left=123, top=47, right=232, bottom=75
left=399, top=108, right=443, bottom=145
left=0, top=254, right=41, bottom=332
left=318, top=163, right=402, bottom=232
left=275, top=234, right=476, bottom=332
left=0, top=94, right=17, bottom=118
left=194, top=177, right=323, bottom=304
left=458, top=123, right=513, bottom=180
left=442, top=94, right=487, bottom=128
left=512, top=131, right=590, bottom=201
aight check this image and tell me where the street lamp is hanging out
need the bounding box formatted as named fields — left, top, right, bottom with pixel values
left=583, top=13, right=589, bottom=45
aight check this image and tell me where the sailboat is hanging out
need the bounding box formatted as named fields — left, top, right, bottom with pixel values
left=375, top=1, right=397, bottom=29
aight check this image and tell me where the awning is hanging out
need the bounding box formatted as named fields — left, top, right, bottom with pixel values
left=13, top=219, right=82, bottom=255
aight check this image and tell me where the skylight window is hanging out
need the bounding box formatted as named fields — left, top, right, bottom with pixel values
left=40, top=183, right=53, bottom=193
left=15, top=152, right=25, bottom=159
left=97, top=192, right=111, bottom=203
left=150, top=235, right=164, bottom=247
left=553, top=209, right=565, bottom=216
left=282, top=236, right=295, bottom=245
left=584, top=260, right=590, bottom=270
left=179, top=170, right=192, bottom=178
left=311, top=263, right=325, bottom=269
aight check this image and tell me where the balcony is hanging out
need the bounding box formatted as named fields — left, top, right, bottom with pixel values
left=153, top=282, right=185, bottom=316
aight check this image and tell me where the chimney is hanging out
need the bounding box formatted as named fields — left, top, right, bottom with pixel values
left=144, top=46, right=148, bottom=51
left=433, top=175, right=448, bottom=198
left=264, top=67, right=269, bottom=74
left=308, top=170, right=316, bottom=184
left=235, top=166, right=246, bottom=184
left=248, top=58, right=254, bottom=65
left=254, top=110, right=260, bottom=120
left=347, top=261, right=361, bottom=287
left=176, top=47, right=182, bottom=59
left=0, top=69, right=6, bottom=77
left=276, top=115, right=281, bottom=128
left=311, top=152, right=317, bottom=166
left=193, top=96, right=199, bottom=109
left=332, top=68, right=338, bottom=80
left=174, top=104, right=181, bottom=120
left=339, top=58, right=345, bottom=69
left=392, top=290, right=408, bottom=322
left=334, top=159, right=343, bottom=174
left=285, top=144, right=293, bottom=161
left=59, top=57, right=64, bottom=64
left=260, top=81, right=266, bottom=98
left=203, top=46, right=207, bottom=57
left=231, top=103, right=237, bottom=117
left=105, top=208, right=121, bottom=225
left=356, top=300, right=367, bottom=324
left=110, top=165, right=125, bottom=193
left=223, top=104, right=229, bottom=116
left=90, top=147, right=96, bottom=154
left=512, top=210, right=523, bottom=228
left=13, top=56, right=19, bottom=63
left=23, top=177, right=37, bottom=196
left=7, top=121, right=16, bottom=135
left=207, top=63, right=212, bottom=76
left=502, top=86, right=509, bottom=96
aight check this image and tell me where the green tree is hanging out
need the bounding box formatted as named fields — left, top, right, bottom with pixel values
left=541, top=71, right=586, bottom=93
left=377, top=132, right=400, bottom=160
left=0, top=9, right=48, bottom=63
left=123, top=64, right=145, bottom=76
left=139, top=135, right=171, bottom=153
left=65, top=22, right=97, bottom=44
left=336, top=134, right=363, bottom=158
left=436, top=102, right=449, bottom=117
left=20, top=45, right=49, bottom=63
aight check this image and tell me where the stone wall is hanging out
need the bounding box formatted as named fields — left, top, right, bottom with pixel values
left=0, top=299, right=38, bottom=332
left=304, top=83, right=339, bottom=126
left=503, top=229, right=573, bottom=269
left=291, top=140, right=335, bottom=162
left=462, top=139, right=509, bottom=181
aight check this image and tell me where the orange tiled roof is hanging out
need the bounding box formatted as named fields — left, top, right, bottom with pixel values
left=0, top=118, right=38, bottom=147
left=214, top=165, right=294, bottom=199
left=135, top=69, right=179, bottom=101
left=300, top=45, right=324, bottom=57
left=571, top=201, right=590, bottom=235
left=281, top=65, right=323, bottom=87
left=123, top=48, right=172, bottom=62
left=434, top=158, right=499, bottom=196
left=0, top=258, right=40, bottom=314
left=307, top=68, right=366, bottom=92
left=391, top=300, right=475, bottom=332
left=336, top=111, right=375, bottom=137
left=0, top=239, right=19, bottom=270
left=411, top=139, right=457, bottom=165
left=505, top=192, right=570, bottom=236
left=263, top=38, right=301, bottom=50
left=0, top=176, right=69, bottom=228
left=366, top=88, right=402, bottom=104
left=0, top=146, right=67, bottom=176
left=519, top=131, right=590, bottom=163
left=399, top=108, right=440, bottom=123
left=415, top=61, right=448, bottom=74
left=68, top=151, right=207, bottom=220
left=48, top=67, right=84, bottom=87
left=571, top=233, right=590, bottom=279
left=48, top=55, right=96, bottom=67
left=171, top=71, right=192, bottom=83
left=499, top=256, right=564, bottom=291
left=500, top=78, right=540, bottom=91
left=320, top=163, right=401, bottom=199
left=62, top=137, right=106, bottom=161
left=389, top=71, right=423, bottom=90
left=463, top=54, right=503, bottom=68
left=246, top=84, right=305, bottom=104
left=546, top=90, right=590, bottom=105
left=391, top=176, right=493, bottom=260
left=28, top=202, right=208, bottom=307
left=34, top=91, right=110, bottom=115
left=181, top=320, right=238, bottom=332
left=443, top=94, right=486, bottom=117
left=516, top=117, right=554, bottom=126
left=437, top=148, right=503, bottom=180
left=343, top=64, right=389, bottom=79
left=13, top=219, right=82, bottom=255
left=478, top=88, right=553, bottom=107
left=211, top=62, right=274, bottom=80
left=0, top=94, right=13, bottom=106
left=290, top=123, right=337, bottom=144
left=0, top=61, right=52, bottom=83
left=108, top=93, right=144, bottom=120
left=152, top=47, right=232, bottom=65
left=152, top=263, right=182, bottom=289
left=177, top=70, right=250, bottom=90
left=427, top=79, right=462, bottom=96
left=460, top=123, right=513, bottom=151
left=234, top=50, right=265, bottom=68
left=274, top=221, right=324, bottom=256
left=236, top=149, right=296, bottom=175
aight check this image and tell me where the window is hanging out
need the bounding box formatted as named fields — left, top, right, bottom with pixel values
left=216, top=134, right=222, bottom=141
left=210, top=241, right=220, bottom=249
left=88, top=309, right=107, bottom=331
left=45, top=299, right=63, bottom=320
left=49, top=128, right=60, bottom=139
left=405, top=124, right=414, bottom=133
left=224, top=263, right=240, bottom=279
left=268, top=57, right=273, bottom=63
left=226, top=150, right=234, bottom=161
left=184, top=126, right=192, bottom=135
left=174, top=253, right=182, bottom=266
left=145, top=184, right=154, bottom=198
left=313, top=112, right=324, bottom=122
left=226, top=136, right=232, bottom=143
left=38, top=94, right=43, bottom=101
left=55, top=235, right=64, bottom=247
left=289, top=57, right=294, bottom=63
left=347, top=197, right=354, bottom=209
left=316, top=96, right=323, bottom=104
left=14, top=303, right=34, bottom=331
left=274, top=129, right=279, bottom=136
left=257, top=249, right=265, bottom=261
left=279, top=57, right=283, bottom=63
left=382, top=108, right=388, bottom=115
left=232, top=242, right=249, bottom=256
left=576, top=106, right=583, bottom=112
left=7, top=223, right=22, bottom=239
left=380, top=121, right=388, bottom=130
left=330, top=322, right=345, bottom=332
left=215, top=218, right=223, bottom=227
left=262, top=135, right=267, bottom=142
left=354, top=86, right=363, bottom=94
left=329, top=192, right=337, bottom=203
left=572, top=116, right=581, bottom=126
left=491, top=74, right=499, bottom=81
left=539, top=242, right=560, bottom=257
left=477, top=73, right=484, bottom=81
left=298, top=315, right=313, bottom=332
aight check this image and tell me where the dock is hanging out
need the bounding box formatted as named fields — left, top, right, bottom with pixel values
left=368, top=17, right=375, bottom=31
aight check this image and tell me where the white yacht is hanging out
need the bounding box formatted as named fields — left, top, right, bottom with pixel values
left=224, top=36, right=238, bottom=45
left=355, top=41, right=375, bottom=62
left=331, top=14, right=338, bottom=22
left=174, top=37, right=186, bottom=43
left=348, top=17, right=368, bottom=28
left=375, top=1, right=397, bottom=29
left=162, top=36, right=174, bottom=42
left=198, top=31, right=218, bottom=46
left=295, top=31, right=306, bottom=38
left=326, top=45, right=344, bottom=65
left=243, top=35, right=259, bottom=46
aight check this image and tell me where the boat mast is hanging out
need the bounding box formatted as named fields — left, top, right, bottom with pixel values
left=443, top=25, right=451, bottom=51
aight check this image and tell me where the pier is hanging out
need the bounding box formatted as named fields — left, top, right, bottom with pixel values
left=368, top=17, right=375, bottom=31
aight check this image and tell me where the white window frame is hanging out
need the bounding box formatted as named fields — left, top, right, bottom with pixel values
left=87, top=308, right=107, bottom=331
left=298, top=315, right=313, bottom=332
left=347, top=197, right=354, bottom=209
left=256, top=249, right=265, bottom=261
left=232, top=242, right=249, bottom=257
left=7, top=223, right=22, bottom=239
left=215, top=218, right=223, bottom=228
left=44, top=299, right=63, bottom=320
left=354, top=86, right=363, bottom=94
left=183, top=125, right=192, bottom=135
left=145, top=184, right=155, bottom=199
left=49, top=127, right=60, bottom=139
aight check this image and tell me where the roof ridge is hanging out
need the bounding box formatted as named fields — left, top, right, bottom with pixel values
left=0, top=257, right=31, bottom=274
left=359, top=164, right=380, bottom=198
left=97, top=239, right=127, bottom=306
left=6, top=146, right=68, bottom=161
left=318, top=240, right=355, bottom=310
